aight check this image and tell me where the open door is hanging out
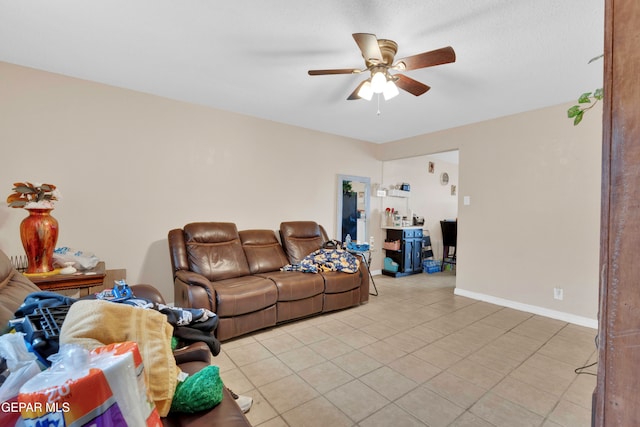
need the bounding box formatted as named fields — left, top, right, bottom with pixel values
left=336, top=175, right=370, bottom=243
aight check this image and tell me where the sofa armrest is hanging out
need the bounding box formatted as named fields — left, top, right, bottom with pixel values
left=174, top=270, right=217, bottom=312
left=130, top=284, right=166, bottom=305
left=173, top=341, right=212, bottom=365
left=162, top=387, right=251, bottom=427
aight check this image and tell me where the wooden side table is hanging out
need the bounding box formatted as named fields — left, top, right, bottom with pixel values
left=27, top=262, right=106, bottom=297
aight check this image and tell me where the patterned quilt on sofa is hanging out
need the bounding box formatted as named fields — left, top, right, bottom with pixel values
left=281, top=248, right=360, bottom=274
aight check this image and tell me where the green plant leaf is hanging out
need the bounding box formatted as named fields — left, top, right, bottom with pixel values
left=588, top=54, right=604, bottom=64
left=573, top=110, right=584, bottom=126
left=567, top=105, right=581, bottom=118
left=578, top=92, right=592, bottom=103
left=594, top=88, right=604, bottom=100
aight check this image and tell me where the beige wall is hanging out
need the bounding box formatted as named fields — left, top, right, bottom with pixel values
left=0, top=62, right=381, bottom=301
left=377, top=103, right=602, bottom=325
left=0, top=61, right=602, bottom=325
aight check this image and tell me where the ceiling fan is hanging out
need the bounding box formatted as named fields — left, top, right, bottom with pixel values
left=308, top=33, right=456, bottom=101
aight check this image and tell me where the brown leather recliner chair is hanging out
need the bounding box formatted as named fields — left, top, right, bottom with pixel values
left=279, top=221, right=369, bottom=312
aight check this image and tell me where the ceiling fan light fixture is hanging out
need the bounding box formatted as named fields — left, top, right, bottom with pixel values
left=357, top=80, right=374, bottom=100
left=370, top=71, right=387, bottom=93
left=383, top=80, right=399, bottom=100
left=309, top=34, right=456, bottom=103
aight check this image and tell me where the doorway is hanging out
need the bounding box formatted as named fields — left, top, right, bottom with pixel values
left=381, top=150, right=459, bottom=263
left=336, top=175, right=370, bottom=243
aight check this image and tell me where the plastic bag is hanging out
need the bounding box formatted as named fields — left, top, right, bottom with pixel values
left=0, top=333, right=42, bottom=426
left=0, top=333, right=41, bottom=403
left=53, top=247, right=99, bottom=270
left=19, top=342, right=162, bottom=427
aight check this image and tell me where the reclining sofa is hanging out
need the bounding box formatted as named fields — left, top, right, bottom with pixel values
left=168, top=221, right=370, bottom=341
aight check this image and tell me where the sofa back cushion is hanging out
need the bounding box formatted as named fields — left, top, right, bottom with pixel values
left=182, top=222, right=250, bottom=281
left=279, top=221, right=327, bottom=265
left=239, top=230, right=290, bottom=274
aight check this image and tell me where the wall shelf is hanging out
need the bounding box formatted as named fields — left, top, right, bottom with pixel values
left=387, top=189, right=411, bottom=198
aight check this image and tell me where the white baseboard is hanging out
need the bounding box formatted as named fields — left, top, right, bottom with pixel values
left=454, top=288, right=598, bottom=329
left=371, top=269, right=383, bottom=276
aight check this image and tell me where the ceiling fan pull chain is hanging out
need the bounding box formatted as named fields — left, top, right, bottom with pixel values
left=377, top=93, right=381, bottom=116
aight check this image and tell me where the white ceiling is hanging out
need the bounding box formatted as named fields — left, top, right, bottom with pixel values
left=0, top=0, right=604, bottom=144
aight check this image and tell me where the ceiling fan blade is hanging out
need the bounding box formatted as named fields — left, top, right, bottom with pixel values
left=394, top=74, right=431, bottom=96
left=352, top=33, right=383, bottom=64
left=308, top=68, right=360, bottom=75
left=347, top=80, right=368, bottom=100
left=395, top=46, right=456, bottom=71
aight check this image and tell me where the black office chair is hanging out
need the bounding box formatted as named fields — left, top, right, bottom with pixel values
left=440, top=220, right=457, bottom=271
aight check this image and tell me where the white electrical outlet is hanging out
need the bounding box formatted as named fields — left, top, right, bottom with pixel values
left=553, top=287, right=564, bottom=300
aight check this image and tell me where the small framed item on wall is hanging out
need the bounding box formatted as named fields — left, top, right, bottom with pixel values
left=428, top=161, right=435, bottom=174
left=440, top=172, right=449, bottom=185
left=451, top=185, right=457, bottom=196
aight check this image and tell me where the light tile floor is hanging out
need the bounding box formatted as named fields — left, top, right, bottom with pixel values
left=216, top=272, right=597, bottom=427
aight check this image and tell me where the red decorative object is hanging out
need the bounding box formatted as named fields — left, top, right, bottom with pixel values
left=20, top=208, right=59, bottom=274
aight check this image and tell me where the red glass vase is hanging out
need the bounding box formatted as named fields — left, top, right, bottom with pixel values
left=20, top=208, right=59, bottom=274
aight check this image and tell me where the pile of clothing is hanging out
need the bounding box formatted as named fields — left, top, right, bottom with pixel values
left=9, top=283, right=224, bottom=416
left=14, top=287, right=221, bottom=361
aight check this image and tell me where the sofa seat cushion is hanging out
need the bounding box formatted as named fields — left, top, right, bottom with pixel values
left=213, top=275, right=278, bottom=317
left=320, top=271, right=361, bottom=294
left=257, top=271, right=324, bottom=302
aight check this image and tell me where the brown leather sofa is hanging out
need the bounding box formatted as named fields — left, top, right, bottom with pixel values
left=0, top=251, right=251, bottom=427
left=169, top=221, right=370, bottom=342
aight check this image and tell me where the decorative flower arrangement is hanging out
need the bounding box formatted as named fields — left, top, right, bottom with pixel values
left=6, top=182, right=61, bottom=209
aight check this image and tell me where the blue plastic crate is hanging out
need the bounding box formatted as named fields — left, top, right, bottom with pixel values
left=346, top=242, right=370, bottom=252
left=423, top=259, right=441, bottom=274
